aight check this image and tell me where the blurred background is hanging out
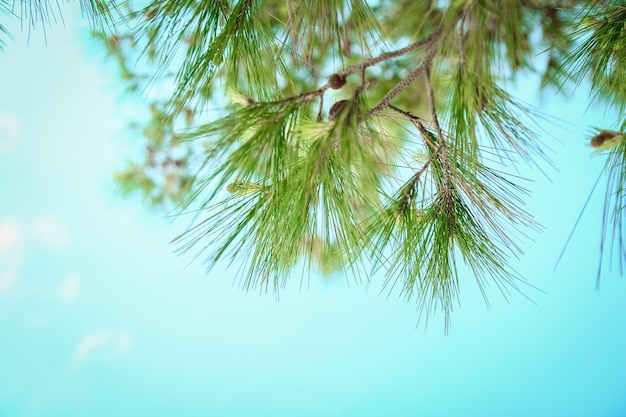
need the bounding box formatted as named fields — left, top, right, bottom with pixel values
left=0, top=7, right=625, bottom=417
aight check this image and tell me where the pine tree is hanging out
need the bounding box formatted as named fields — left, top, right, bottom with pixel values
left=4, top=0, right=625, bottom=328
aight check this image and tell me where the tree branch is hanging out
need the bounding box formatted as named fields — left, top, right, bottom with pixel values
left=423, top=63, right=453, bottom=212
left=368, top=28, right=441, bottom=117
left=339, top=28, right=442, bottom=78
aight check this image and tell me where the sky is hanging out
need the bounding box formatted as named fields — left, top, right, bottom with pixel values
left=0, top=6, right=625, bottom=417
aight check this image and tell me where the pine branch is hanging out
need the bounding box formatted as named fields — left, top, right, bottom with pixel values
left=423, top=64, right=451, bottom=196
left=83, top=0, right=626, bottom=329
left=368, top=28, right=442, bottom=116
left=560, top=4, right=626, bottom=111
left=339, top=27, right=441, bottom=78
left=595, top=132, right=626, bottom=285
left=0, top=0, right=13, bottom=49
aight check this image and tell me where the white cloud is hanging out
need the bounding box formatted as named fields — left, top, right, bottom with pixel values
left=0, top=219, right=21, bottom=252
left=0, top=271, right=18, bottom=294
left=0, top=219, right=24, bottom=295
left=75, top=331, right=111, bottom=362
left=1, top=216, right=71, bottom=251
left=117, top=332, right=133, bottom=352
left=28, top=215, right=71, bottom=249
left=0, top=215, right=72, bottom=297
left=0, top=113, right=20, bottom=154
left=23, top=313, right=52, bottom=328
left=74, top=331, right=133, bottom=363
left=59, top=274, right=80, bottom=302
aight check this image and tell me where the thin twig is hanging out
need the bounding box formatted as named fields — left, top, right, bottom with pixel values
left=368, top=65, right=428, bottom=117
left=424, top=63, right=453, bottom=210
left=250, top=84, right=329, bottom=107
left=339, top=27, right=442, bottom=78
left=458, top=12, right=467, bottom=68
left=368, top=29, right=441, bottom=117
left=387, top=104, right=420, bottom=120
left=424, top=65, right=445, bottom=155
left=241, top=28, right=442, bottom=112
left=402, top=145, right=439, bottom=206
left=387, top=105, right=443, bottom=209
left=317, top=94, right=324, bottom=121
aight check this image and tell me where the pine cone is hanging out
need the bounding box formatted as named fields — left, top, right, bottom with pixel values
left=328, top=73, right=347, bottom=89
left=329, top=100, right=349, bottom=120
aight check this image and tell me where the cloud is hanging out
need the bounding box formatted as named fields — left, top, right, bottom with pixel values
left=28, top=215, right=71, bottom=249
left=0, top=219, right=21, bottom=252
left=59, top=274, right=80, bottom=302
left=0, top=216, right=71, bottom=251
left=0, top=215, right=70, bottom=297
left=74, top=331, right=133, bottom=363
left=117, top=332, right=133, bottom=352
left=0, top=219, right=24, bottom=295
left=0, top=112, right=20, bottom=154
left=0, top=271, right=18, bottom=295
left=23, top=313, right=52, bottom=328
left=75, top=331, right=111, bottom=362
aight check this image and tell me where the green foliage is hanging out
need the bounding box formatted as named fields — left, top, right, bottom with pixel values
left=592, top=130, right=626, bottom=281
left=174, top=80, right=385, bottom=289
left=5, top=0, right=626, bottom=329
left=0, top=0, right=122, bottom=49
left=557, top=3, right=626, bottom=277
left=0, top=0, right=12, bottom=49
left=562, top=3, right=626, bottom=112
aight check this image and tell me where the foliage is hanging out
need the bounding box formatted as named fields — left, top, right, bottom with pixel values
left=3, top=0, right=626, bottom=329
left=559, top=3, right=626, bottom=282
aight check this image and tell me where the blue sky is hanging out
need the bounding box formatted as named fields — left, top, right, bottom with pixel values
left=0, top=7, right=625, bottom=417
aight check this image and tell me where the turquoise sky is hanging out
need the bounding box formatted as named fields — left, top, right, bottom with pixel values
left=1, top=8, right=625, bottom=417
